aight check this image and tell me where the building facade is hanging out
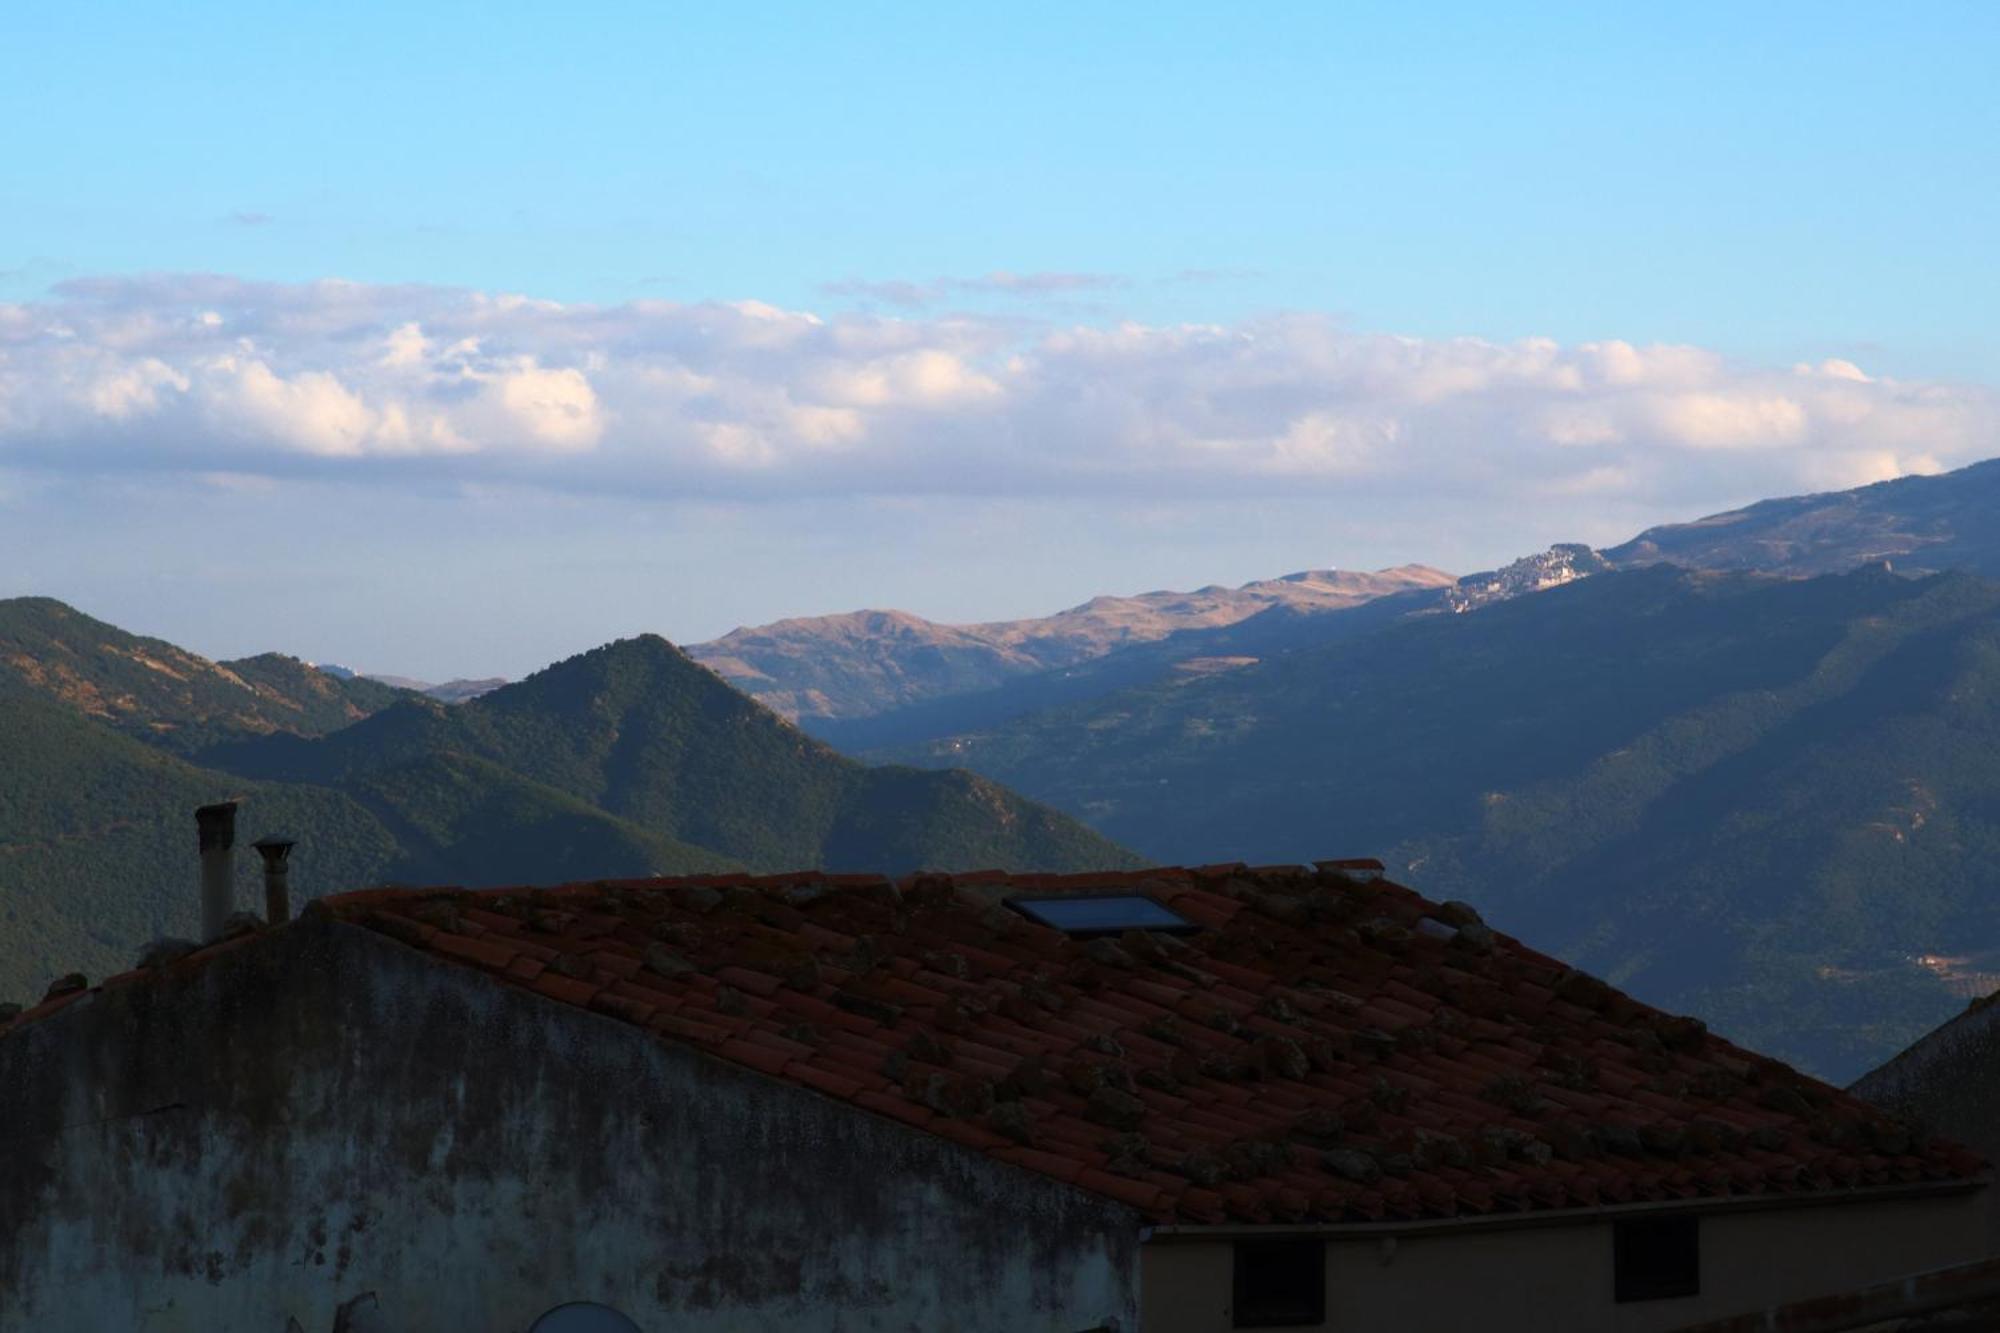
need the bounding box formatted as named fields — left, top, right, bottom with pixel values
left=1, top=863, right=1985, bottom=1331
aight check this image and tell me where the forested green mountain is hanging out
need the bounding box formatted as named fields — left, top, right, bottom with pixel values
left=0, top=691, right=733, bottom=1002
left=873, top=564, right=2000, bottom=1080
left=205, top=634, right=1138, bottom=877
left=0, top=611, right=1134, bottom=1003
left=0, top=693, right=395, bottom=1001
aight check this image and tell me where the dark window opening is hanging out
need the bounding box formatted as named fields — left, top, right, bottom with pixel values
left=1615, top=1216, right=1700, bottom=1303
left=1004, top=894, right=1198, bottom=936
left=1233, top=1238, right=1326, bottom=1328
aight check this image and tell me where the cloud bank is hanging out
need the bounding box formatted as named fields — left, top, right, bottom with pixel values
left=1, top=274, right=1992, bottom=509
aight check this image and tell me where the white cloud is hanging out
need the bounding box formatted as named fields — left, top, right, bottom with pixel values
left=485, top=361, right=602, bottom=451
left=0, top=274, right=1992, bottom=519
left=87, top=356, right=189, bottom=419
left=201, top=356, right=375, bottom=457
left=1648, top=392, right=1810, bottom=449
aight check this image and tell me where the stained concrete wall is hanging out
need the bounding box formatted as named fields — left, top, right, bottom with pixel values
left=1852, top=1002, right=2000, bottom=1253
left=1140, top=1190, right=1988, bottom=1333
left=0, top=918, right=1140, bottom=1333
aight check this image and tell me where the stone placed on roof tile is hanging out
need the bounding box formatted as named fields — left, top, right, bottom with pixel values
left=641, top=942, right=695, bottom=978
left=832, top=987, right=902, bottom=1025
left=42, top=973, right=88, bottom=1000
left=589, top=991, right=658, bottom=1027
left=987, top=1100, right=1036, bottom=1144
left=134, top=938, right=198, bottom=970
left=1084, top=1085, right=1147, bottom=1131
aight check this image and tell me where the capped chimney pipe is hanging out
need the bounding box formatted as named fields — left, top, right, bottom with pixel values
left=196, top=802, right=238, bottom=943
left=253, top=836, right=296, bottom=925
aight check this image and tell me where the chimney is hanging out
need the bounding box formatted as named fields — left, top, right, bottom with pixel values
left=196, top=802, right=238, bottom=942
left=253, top=836, right=297, bottom=925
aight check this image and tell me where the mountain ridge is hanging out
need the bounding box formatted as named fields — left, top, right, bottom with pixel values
left=687, top=564, right=1455, bottom=721
left=0, top=610, right=1138, bottom=1007
left=0, top=597, right=407, bottom=755
left=207, top=633, right=1139, bottom=878
left=1606, top=457, right=2000, bottom=577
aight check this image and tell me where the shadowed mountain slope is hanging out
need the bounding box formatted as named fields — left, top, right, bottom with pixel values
left=207, top=634, right=1139, bottom=877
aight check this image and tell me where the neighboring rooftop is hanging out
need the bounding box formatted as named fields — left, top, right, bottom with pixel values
left=5, top=862, right=1980, bottom=1226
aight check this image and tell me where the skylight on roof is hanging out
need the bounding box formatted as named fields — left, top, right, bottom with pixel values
left=1005, top=894, right=1196, bottom=936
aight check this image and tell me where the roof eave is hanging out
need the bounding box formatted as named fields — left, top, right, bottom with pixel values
left=1141, top=1173, right=1992, bottom=1242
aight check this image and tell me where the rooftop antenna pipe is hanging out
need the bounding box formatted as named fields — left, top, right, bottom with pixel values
left=254, top=836, right=297, bottom=925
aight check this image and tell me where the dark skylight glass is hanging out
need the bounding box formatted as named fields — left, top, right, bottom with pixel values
left=1005, top=894, right=1197, bottom=935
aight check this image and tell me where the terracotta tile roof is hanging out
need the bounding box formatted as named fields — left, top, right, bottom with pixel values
left=6, top=863, right=1981, bottom=1225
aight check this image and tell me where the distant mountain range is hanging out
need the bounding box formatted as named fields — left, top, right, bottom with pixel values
left=689, top=458, right=2000, bottom=752
left=791, top=455, right=2000, bottom=1080
left=0, top=607, right=1135, bottom=1005
left=1608, top=457, right=2000, bottom=577
left=687, top=565, right=1454, bottom=721
left=315, top=662, right=507, bottom=704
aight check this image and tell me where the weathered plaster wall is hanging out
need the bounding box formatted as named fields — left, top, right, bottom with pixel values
left=1851, top=1000, right=2000, bottom=1142
left=1852, top=1001, right=2000, bottom=1253
left=0, top=919, right=1139, bottom=1333
left=1140, top=1191, right=1989, bottom=1333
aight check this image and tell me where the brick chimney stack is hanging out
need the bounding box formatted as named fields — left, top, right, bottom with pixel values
left=196, top=802, right=238, bottom=942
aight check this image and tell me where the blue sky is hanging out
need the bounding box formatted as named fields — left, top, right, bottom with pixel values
left=2, top=3, right=1996, bottom=677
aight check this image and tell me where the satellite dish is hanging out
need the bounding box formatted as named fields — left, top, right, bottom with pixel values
left=528, top=1303, right=642, bottom=1333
